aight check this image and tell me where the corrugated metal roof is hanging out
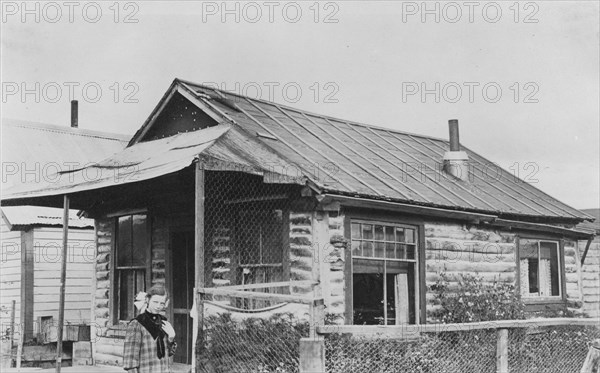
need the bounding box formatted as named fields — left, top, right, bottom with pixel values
left=2, top=80, right=593, bottom=222
left=1, top=205, right=93, bottom=229
left=2, top=124, right=298, bottom=200
left=178, top=80, right=591, bottom=222
left=2, top=119, right=130, bottom=189
left=1, top=119, right=131, bottom=225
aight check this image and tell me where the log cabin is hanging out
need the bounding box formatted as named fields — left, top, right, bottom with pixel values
left=2, top=79, right=597, bottom=371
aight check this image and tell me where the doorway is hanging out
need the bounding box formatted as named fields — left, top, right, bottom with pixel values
left=170, top=230, right=194, bottom=365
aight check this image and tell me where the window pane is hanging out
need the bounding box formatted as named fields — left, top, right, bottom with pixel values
left=119, top=270, right=145, bottom=320
left=519, top=239, right=538, bottom=259
left=262, top=209, right=283, bottom=264
left=405, top=229, right=415, bottom=244
left=131, top=214, right=147, bottom=267
left=374, top=225, right=384, bottom=241
left=351, top=223, right=361, bottom=239
left=395, top=228, right=405, bottom=242
left=362, top=224, right=373, bottom=240
left=353, top=273, right=384, bottom=325
left=361, top=241, right=373, bottom=257
left=117, top=216, right=132, bottom=266
left=527, top=258, right=539, bottom=294
left=406, top=245, right=416, bottom=260
left=385, top=226, right=395, bottom=242
left=385, top=242, right=395, bottom=259
left=374, top=242, right=385, bottom=258
left=396, top=244, right=406, bottom=259
left=540, top=242, right=560, bottom=296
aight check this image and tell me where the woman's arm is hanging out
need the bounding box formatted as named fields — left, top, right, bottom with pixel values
left=123, top=321, right=142, bottom=372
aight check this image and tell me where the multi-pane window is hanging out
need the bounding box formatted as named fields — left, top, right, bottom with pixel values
left=235, top=209, right=284, bottom=309
left=116, top=214, right=149, bottom=321
left=351, top=221, right=418, bottom=326
left=519, top=239, right=561, bottom=298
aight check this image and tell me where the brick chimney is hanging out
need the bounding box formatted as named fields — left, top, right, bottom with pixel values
left=443, top=119, right=469, bottom=181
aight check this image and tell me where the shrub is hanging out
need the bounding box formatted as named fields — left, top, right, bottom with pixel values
left=200, top=312, right=308, bottom=373
left=429, top=272, right=526, bottom=323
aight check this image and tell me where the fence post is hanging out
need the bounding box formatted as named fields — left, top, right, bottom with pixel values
left=300, top=298, right=325, bottom=373
left=496, top=328, right=509, bottom=373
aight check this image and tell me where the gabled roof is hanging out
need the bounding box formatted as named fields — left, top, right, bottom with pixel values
left=1, top=205, right=93, bottom=229
left=2, top=80, right=593, bottom=223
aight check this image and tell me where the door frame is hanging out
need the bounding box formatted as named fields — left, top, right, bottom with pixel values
left=167, top=224, right=195, bottom=364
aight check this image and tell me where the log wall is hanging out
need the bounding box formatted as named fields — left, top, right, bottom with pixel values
left=579, top=237, right=600, bottom=318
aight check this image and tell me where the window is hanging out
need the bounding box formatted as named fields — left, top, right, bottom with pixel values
left=518, top=239, right=561, bottom=298
left=235, top=208, right=285, bottom=309
left=350, top=221, right=418, bottom=325
left=115, top=214, right=149, bottom=321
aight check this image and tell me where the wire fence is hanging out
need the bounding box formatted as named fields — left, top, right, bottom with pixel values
left=197, top=170, right=310, bottom=373
left=323, top=323, right=600, bottom=373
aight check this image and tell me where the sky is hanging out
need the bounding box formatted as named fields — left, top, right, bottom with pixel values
left=1, top=0, right=599, bottom=210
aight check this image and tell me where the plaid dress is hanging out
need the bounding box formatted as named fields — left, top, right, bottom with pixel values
left=123, top=319, right=177, bottom=373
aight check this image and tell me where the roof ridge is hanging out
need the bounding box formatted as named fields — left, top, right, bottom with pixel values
left=176, top=78, right=450, bottom=143
left=2, top=118, right=131, bottom=142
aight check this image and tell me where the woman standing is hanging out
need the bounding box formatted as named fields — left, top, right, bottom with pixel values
left=123, top=284, right=177, bottom=373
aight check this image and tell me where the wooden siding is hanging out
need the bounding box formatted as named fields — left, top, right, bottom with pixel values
left=31, top=227, right=95, bottom=334
left=0, top=215, right=22, bottom=342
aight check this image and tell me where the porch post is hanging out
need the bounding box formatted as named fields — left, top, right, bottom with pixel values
left=194, top=162, right=205, bottom=372
left=56, top=194, right=69, bottom=373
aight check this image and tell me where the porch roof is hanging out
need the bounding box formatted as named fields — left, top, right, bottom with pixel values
left=1, top=123, right=300, bottom=205
left=2, top=79, right=593, bottom=224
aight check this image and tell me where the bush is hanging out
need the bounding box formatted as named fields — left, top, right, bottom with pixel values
left=429, top=272, right=526, bottom=323
left=200, top=312, right=309, bottom=373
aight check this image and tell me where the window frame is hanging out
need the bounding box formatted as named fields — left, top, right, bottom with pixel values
left=344, top=210, right=425, bottom=325
left=111, top=212, right=152, bottom=324
left=516, top=234, right=567, bottom=307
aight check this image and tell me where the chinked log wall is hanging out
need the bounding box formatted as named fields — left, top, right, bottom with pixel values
left=424, top=221, right=584, bottom=320
left=92, top=215, right=171, bottom=366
